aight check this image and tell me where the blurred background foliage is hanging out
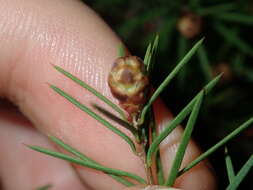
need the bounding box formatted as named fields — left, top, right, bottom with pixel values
left=85, top=0, right=253, bottom=188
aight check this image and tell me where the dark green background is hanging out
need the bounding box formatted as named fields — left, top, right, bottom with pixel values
left=85, top=0, right=253, bottom=189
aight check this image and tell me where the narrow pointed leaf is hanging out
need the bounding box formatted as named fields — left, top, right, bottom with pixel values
left=92, top=104, right=138, bottom=136
left=153, top=128, right=165, bottom=185
left=226, top=155, right=253, bottom=190
left=144, top=43, right=152, bottom=66
left=179, top=117, right=253, bottom=175
left=49, top=136, right=134, bottom=187
left=28, top=145, right=146, bottom=184
left=53, top=65, right=126, bottom=120
left=36, top=184, right=52, bottom=190
left=49, top=135, right=93, bottom=162
left=157, top=156, right=165, bottom=185
left=144, top=34, right=159, bottom=74
left=152, top=34, right=159, bottom=53
left=189, top=0, right=200, bottom=7
left=159, top=17, right=176, bottom=52
left=232, top=53, right=245, bottom=74
left=225, top=147, right=235, bottom=183
left=110, top=175, right=135, bottom=187
left=118, top=44, right=126, bottom=57
left=196, top=3, right=236, bottom=16
left=140, top=38, right=204, bottom=124
left=197, top=45, right=212, bottom=82
left=146, top=75, right=221, bottom=166
left=214, top=22, right=253, bottom=56
left=147, top=34, right=159, bottom=73
left=165, top=91, right=204, bottom=186
left=149, top=108, right=164, bottom=185
left=50, top=84, right=136, bottom=153
left=177, top=36, right=188, bottom=86
left=214, top=13, right=253, bottom=25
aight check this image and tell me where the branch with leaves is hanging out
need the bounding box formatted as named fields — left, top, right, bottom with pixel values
left=29, top=36, right=252, bottom=189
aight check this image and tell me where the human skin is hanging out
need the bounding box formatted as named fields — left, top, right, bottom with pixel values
left=0, top=0, right=216, bottom=189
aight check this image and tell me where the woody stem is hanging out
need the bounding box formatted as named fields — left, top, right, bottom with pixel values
left=136, top=142, right=154, bottom=185
left=134, top=119, right=154, bottom=185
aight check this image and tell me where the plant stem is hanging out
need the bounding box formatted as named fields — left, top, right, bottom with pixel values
left=134, top=118, right=154, bottom=185
left=138, top=143, right=153, bottom=185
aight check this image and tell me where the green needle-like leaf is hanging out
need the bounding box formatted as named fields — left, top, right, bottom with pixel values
left=140, top=38, right=204, bottom=124
left=146, top=75, right=221, bottom=166
left=159, top=17, right=176, bottom=52
left=179, top=117, right=253, bottom=175
left=197, top=45, right=212, bottom=82
left=189, top=0, right=200, bottom=7
left=214, top=22, right=253, bottom=56
left=118, top=44, right=126, bottom=57
left=144, top=34, right=159, bottom=74
left=152, top=35, right=159, bottom=52
left=149, top=108, right=165, bottom=185
left=28, top=145, right=146, bottom=185
left=148, top=34, right=159, bottom=72
left=214, top=13, right=253, bottom=25
left=226, top=155, right=253, bottom=190
left=144, top=43, right=152, bottom=66
left=225, top=147, right=235, bottom=183
left=53, top=65, right=126, bottom=120
left=177, top=35, right=188, bottom=86
left=157, top=156, right=165, bottom=185
left=36, top=184, right=52, bottom=190
left=232, top=53, right=245, bottom=74
left=92, top=104, right=138, bottom=137
left=196, top=3, right=236, bottom=16
left=165, top=91, right=204, bottom=186
left=110, top=175, right=135, bottom=187
left=49, top=135, right=93, bottom=162
left=49, top=136, right=134, bottom=187
left=50, top=84, right=136, bottom=153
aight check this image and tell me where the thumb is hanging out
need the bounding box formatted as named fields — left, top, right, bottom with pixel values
left=0, top=0, right=144, bottom=189
left=0, top=0, right=216, bottom=189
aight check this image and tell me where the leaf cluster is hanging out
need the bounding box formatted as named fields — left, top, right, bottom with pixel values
left=30, top=37, right=252, bottom=189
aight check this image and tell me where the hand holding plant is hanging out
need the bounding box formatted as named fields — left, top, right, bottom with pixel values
left=0, top=0, right=252, bottom=190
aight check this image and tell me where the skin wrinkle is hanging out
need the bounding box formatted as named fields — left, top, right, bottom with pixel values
left=0, top=0, right=217, bottom=189
left=2, top=0, right=118, bottom=138
left=3, top=0, right=129, bottom=189
left=0, top=1, right=34, bottom=98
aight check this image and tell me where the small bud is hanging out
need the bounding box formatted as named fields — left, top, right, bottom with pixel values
left=177, top=12, right=202, bottom=39
left=108, top=56, right=149, bottom=121
left=212, top=62, right=232, bottom=81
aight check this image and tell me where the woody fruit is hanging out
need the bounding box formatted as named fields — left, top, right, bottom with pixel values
left=108, top=56, right=149, bottom=122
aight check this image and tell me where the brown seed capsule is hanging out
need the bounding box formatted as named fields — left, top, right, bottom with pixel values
left=108, top=56, right=149, bottom=121
left=177, top=12, right=202, bottom=39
